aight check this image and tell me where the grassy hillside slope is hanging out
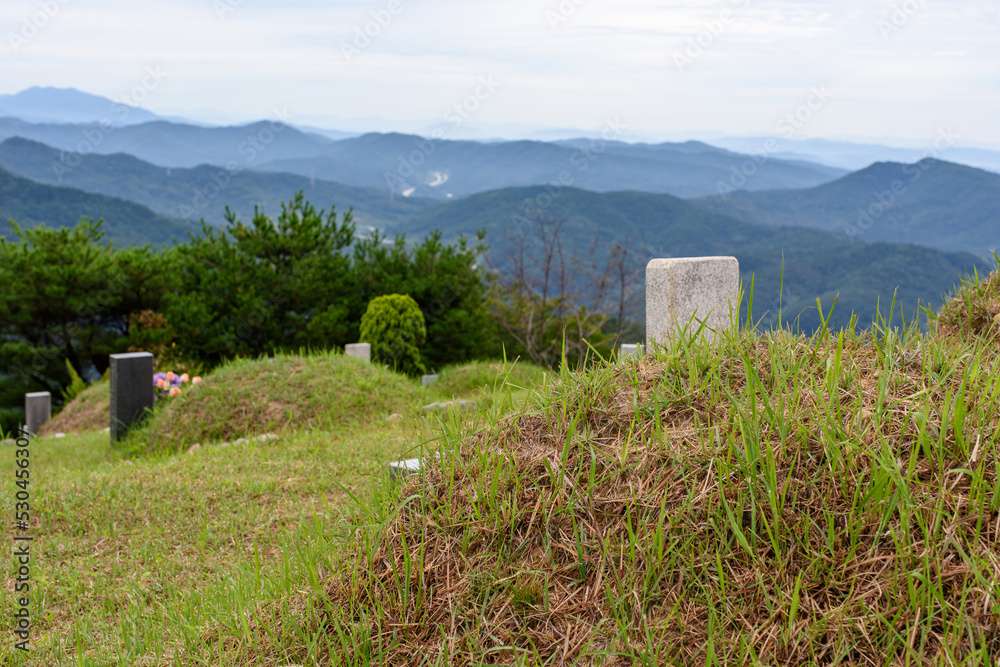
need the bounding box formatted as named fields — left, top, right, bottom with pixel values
left=2, top=268, right=998, bottom=665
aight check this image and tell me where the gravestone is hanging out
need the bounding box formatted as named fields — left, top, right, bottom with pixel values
left=421, top=374, right=439, bottom=387
left=620, top=343, right=642, bottom=357
left=25, top=392, right=51, bottom=436
left=646, top=257, right=739, bottom=347
left=388, top=457, right=422, bottom=482
left=110, top=352, right=154, bottom=444
left=345, top=343, right=371, bottom=363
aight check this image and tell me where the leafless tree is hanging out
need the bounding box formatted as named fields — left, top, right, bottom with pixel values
left=488, top=211, right=643, bottom=368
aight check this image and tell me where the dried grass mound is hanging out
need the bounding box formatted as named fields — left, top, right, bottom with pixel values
left=314, top=328, right=1000, bottom=665
left=39, top=381, right=109, bottom=435
left=936, top=260, right=1000, bottom=344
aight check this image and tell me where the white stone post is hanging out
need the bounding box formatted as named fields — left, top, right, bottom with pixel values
left=620, top=343, right=642, bottom=357
left=646, top=257, right=740, bottom=347
left=345, top=343, right=371, bottom=363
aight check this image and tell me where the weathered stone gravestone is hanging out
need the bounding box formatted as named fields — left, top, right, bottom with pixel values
left=388, top=457, right=422, bottom=482
left=345, top=343, right=371, bottom=363
left=620, top=343, right=642, bottom=357
left=25, top=392, right=51, bottom=436
left=421, top=374, right=439, bottom=387
left=110, top=352, right=154, bottom=444
left=646, top=257, right=739, bottom=347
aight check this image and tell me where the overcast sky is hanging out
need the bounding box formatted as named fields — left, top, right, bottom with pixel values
left=2, top=0, right=998, bottom=144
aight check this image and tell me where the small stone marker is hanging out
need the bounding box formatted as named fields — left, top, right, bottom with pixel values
left=421, top=374, right=439, bottom=387
left=424, top=399, right=474, bottom=412
left=25, top=391, right=51, bottom=436
left=620, top=343, right=642, bottom=357
left=345, top=343, right=371, bottom=363
left=646, top=257, right=739, bottom=347
left=109, top=352, right=154, bottom=444
left=388, top=457, right=422, bottom=482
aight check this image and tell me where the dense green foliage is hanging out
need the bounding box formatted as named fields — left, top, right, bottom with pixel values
left=0, top=166, right=198, bottom=246
left=400, top=185, right=989, bottom=332
left=692, top=159, right=1000, bottom=259
left=0, top=193, right=495, bottom=433
left=0, top=218, right=174, bottom=432
left=359, top=294, right=427, bottom=376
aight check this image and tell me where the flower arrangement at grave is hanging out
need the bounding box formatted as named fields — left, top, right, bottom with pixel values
left=153, top=371, right=201, bottom=398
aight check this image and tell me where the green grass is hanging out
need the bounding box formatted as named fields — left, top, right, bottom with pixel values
left=271, top=320, right=1000, bottom=665
left=3, top=269, right=1000, bottom=664
left=0, top=357, right=548, bottom=665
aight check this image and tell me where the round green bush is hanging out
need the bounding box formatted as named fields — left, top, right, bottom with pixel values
left=359, top=294, right=427, bottom=377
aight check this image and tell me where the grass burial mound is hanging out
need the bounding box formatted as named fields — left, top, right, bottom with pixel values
left=127, top=351, right=434, bottom=452
left=38, top=380, right=109, bottom=435
left=264, top=272, right=1000, bottom=665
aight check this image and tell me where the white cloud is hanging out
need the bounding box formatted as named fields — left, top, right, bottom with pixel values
left=0, top=0, right=997, bottom=143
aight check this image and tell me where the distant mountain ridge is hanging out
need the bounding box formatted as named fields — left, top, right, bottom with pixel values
left=708, top=136, right=1000, bottom=174
left=0, top=86, right=166, bottom=126
left=0, top=117, right=334, bottom=170
left=691, top=159, right=1000, bottom=258
left=0, top=137, right=437, bottom=229
left=0, top=114, right=847, bottom=200
left=256, top=132, right=847, bottom=200
left=392, top=185, right=988, bottom=333
left=0, top=167, right=198, bottom=246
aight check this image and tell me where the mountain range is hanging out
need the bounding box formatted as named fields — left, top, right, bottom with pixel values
left=0, top=167, right=197, bottom=246
left=0, top=88, right=996, bottom=335
left=693, top=160, right=1000, bottom=259
left=0, top=137, right=436, bottom=230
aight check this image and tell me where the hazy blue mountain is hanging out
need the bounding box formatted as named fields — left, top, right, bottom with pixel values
left=0, top=86, right=162, bottom=126
left=708, top=136, right=1000, bottom=174
left=393, top=185, right=988, bottom=333
left=0, top=167, right=199, bottom=246
left=0, top=137, right=438, bottom=229
left=0, top=117, right=334, bottom=169
left=691, top=159, right=1000, bottom=258
left=255, top=133, right=847, bottom=199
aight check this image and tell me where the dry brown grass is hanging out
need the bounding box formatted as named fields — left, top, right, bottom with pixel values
left=38, top=380, right=109, bottom=435
left=936, top=259, right=1000, bottom=345
left=312, top=326, right=1000, bottom=665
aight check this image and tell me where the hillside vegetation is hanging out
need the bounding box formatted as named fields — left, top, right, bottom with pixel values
left=2, top=266, right=999, bottom=665
left=265, top=263, right=1000, bottom=665
left=400, top=185, right=989, bottom=332
left=0, top=167, right=198, bottom=246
